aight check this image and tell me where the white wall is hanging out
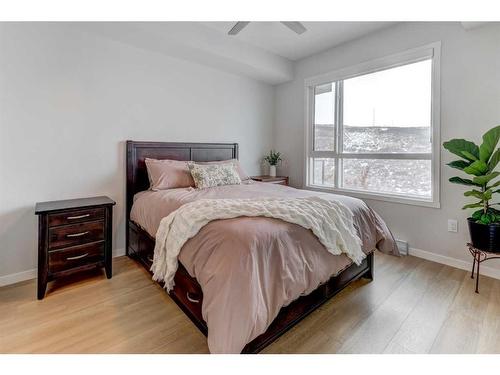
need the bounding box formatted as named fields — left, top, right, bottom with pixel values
left=274, top=22, right=500, bottom=270
left=2, top=22, right=500, bottom=285
left=0, top=23, right=274, bottom=282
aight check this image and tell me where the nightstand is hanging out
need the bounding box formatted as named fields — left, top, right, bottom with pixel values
left=35, top=196, right=115, bottom=299
left=251, top=175, right=289, bottom=186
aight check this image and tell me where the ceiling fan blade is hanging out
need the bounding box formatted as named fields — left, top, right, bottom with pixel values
left=228, top=21, right=250, bottom=35
left=281, top=22, right=307, bottom=35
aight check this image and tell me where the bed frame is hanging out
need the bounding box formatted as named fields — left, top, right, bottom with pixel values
left=125, top=140, right=374, bottom=353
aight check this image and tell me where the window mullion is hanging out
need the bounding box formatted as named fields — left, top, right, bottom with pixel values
left=335, top=80, right=343, bottom=189
left=310, top=87, right=316, bottom=154
left=307, top=86, right=315, bottom=186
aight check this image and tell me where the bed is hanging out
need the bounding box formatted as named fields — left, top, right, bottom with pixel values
left=125, top=141, right=398, bottom=353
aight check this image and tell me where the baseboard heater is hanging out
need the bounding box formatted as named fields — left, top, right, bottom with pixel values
left=395, top=239, right=409, bottom=255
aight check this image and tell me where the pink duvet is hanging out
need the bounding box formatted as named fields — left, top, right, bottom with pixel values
left=131, top=181, right=398, bottom=353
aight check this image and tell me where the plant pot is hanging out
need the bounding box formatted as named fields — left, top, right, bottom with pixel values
left=468, top=218, right=500, bottom=253
left=269, top=165, right=276, bottom=177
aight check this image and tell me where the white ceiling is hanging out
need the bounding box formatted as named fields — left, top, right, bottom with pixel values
left=74, top=22, right=399, bottom=85
left=74, top=22, right=294, bottom=84
left=202, top=22, right=397, bottom=61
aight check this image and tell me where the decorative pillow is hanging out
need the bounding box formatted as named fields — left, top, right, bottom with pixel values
left=198, top=159, right=250, bottom=181
left=145, top=158, right=195, bottom=190
left=188, top=162, right=242, bottom=189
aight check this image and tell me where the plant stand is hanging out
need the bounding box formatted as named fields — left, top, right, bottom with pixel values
left=468, top=243, right=500, bottom=293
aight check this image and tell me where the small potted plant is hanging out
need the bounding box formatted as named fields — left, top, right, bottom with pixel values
left=264, top=150, right=282, bottom=177
left=444, top=125, right=500, bottom=252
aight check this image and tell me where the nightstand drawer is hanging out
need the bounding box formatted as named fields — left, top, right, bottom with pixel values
left=49, top=242, right=104, bottom=274
left=48, top=207, right=105, bottom=227
left=49, top=220, right=104, bottom=250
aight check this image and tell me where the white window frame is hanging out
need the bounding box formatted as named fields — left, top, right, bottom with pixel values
left=303, top=42, right=441, bottom=208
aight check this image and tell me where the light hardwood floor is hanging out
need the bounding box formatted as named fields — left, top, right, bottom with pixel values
left=1, top=253, right=499, bottom=354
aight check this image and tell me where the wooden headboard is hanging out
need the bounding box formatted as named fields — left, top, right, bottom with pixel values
left=125, top=140, right=239, bottom=220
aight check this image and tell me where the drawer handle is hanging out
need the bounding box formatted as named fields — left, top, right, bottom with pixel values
left=66, top=231, right=89, bottom=238
left=67, top=214, right=91, bottom=220
left=66, top=253, right=89, bottom=260
left=186, top=292, right=200, bottom=304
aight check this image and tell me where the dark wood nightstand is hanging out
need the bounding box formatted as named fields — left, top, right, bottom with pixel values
left=35, top=196, right=115, bottom=299
left=251, top=175, right=289, bottom=186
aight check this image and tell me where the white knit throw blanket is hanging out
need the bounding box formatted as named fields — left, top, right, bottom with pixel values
left=151, top=196, right=364, bottom=291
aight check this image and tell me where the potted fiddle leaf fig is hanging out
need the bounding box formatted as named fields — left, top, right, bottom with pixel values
left=444, top=125, right=500, bottom=252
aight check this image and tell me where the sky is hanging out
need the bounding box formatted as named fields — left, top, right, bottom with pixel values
left=315, top=59, right=432, bottom=127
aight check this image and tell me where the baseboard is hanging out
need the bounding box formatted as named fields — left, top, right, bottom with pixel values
left=0, top=248, right=126, bottom=287
left=113, top=247, right=126, bottom=257
left=409, top=247, right=500, bottom=280
left=0, top=269, right=38, bottom=287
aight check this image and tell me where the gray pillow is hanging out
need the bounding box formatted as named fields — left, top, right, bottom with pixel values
left=197, top=159, right=250, bottom=181
left=188, top=162, right=242, bottom=189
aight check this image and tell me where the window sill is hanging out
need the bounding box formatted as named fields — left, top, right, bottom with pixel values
left=304, top=184, right=441, bottom=209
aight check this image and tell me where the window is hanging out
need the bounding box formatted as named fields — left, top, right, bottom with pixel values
left=305, top=43, right=440, bottom=207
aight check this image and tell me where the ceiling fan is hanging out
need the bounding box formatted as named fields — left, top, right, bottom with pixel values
left=228, top=21, right=307, bottom=36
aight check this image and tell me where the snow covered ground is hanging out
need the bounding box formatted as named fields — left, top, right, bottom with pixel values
left=312, top=125, right=431, bottom=197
